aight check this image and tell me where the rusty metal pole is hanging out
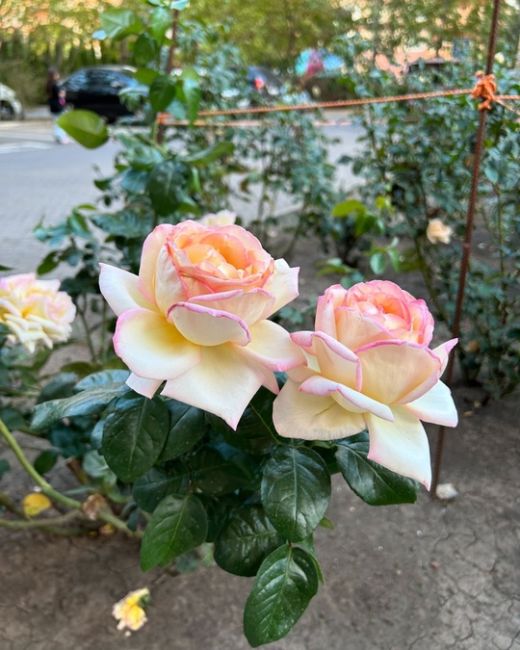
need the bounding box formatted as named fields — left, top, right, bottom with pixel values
left=430, top=0, right=502, bottom=497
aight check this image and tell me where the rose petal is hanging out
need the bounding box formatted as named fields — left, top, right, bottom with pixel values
left=154, top=246, right=186, bottom=315
left=126, top=373, right=162, bottom=399
left=310, top=331, right=360, bottom=389
left=357, top=340, right=440, bottom=404
left=273, top=379, right=365, bottom=440
left=99, top=264, right=153, bottom=316
left=138, top=225, right=175, bottom=303
left=335, top=307, right=392, bottom=351
left=432, top=338, right=458, bottom=374
left=299, top=375, right=394, bottom=421
left=114, top=308, right=199, bottom=379
left=262, top=259, right=299, bottom=316
left=241, top=320, right=305, bottom=371
left=403, top=380, right=458, bottom=427
left=161, top=345, right=265, bottom=429
left=365, top=407, right=432, bottom=489
left=315, top=284, right=346, bottom=338
left=168, top=302, right=250, bottom=346
left=191, top=289, right=275, bottom=325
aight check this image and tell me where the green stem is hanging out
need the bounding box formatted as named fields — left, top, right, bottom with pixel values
left=76, top=298, right=97, bottom=363
left=0, top=510, right=80, bottom=529
left=0, top=418, right=80, bottom=511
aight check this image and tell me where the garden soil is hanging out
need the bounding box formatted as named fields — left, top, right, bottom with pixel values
left=1, top=242, right=519, bottom=650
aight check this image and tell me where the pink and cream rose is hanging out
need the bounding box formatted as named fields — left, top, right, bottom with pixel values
left=273, top=281, right=458, bottom=488
left=99, top=220, right=303, bottom=428
left=0, top=273, right=76, bottom=353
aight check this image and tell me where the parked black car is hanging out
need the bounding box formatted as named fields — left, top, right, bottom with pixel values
left=61, top=64, right=285, bottom=122
left=60, top=66, right=141, bottom=122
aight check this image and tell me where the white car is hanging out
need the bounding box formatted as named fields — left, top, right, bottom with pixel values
left=0, top=83, right=24, bottom=120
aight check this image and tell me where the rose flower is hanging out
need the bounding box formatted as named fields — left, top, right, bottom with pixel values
left=273, top=281, right=458, bottom=488
left=100, top=220, right=302, bottom=428
left=0, top=273, right=75, bottom=353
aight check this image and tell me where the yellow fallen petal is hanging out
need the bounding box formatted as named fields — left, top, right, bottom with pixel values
left=22, top=492, right=52, bottom=517
left=113, top=588, right=150, bottom=633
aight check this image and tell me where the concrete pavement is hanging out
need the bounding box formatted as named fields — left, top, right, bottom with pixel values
left=0, top=116, right=363, bottom=273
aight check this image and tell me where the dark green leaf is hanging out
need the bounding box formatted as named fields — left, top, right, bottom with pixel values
left=149, top=7, right=171, bottom=42
left=102, top=395, right=170, bottom=483
left=184, top=141, right=234, bottom=166
left=92, top=210, right=153, bottom=238
left=34, top=450, right=58, bottom=475
left=147, top=160, right=186, bottom=215
left=243, top=545, right=319, bottom=647
left=75, top=370, right=129, bottom=391
left=31, top=384, right=129, bottom=431
left=134, top=67, right=160, bottom=86
left=214, top=506, right=284, bottom=576
left=56, top=110, right=109, bottom=149
left=180, top=67, right=200, bottom=123
left=159, top=400, right=206, bottom=461
left=191, top=448, right=249, bottom=496
left=133, top=33, right=158, bottom=66
left=133, top=465, right=189, bottom=512
left=207, top=388, right=276, bottom=455
left=335, top=432, right=418, bottom=505
left=37, top=251, right=60, bottom=275
left=100, top=9, right=141, bottom=39
left=120, top=169, right=149, bottom=194
left=0, top=407, right=27, bottom=431
left=140, top=494, right=207, bottom=570
left=149, top=74, right=178, bottom=112
left=261, top=446, right=331, bottom=541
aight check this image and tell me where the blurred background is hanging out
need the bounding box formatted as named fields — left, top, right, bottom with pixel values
left=1, top=0, right=519, bottom=111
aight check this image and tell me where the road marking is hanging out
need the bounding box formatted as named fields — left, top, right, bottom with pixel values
left=0, top=141, right=53, bottom=154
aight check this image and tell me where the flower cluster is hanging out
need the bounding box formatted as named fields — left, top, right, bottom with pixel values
left=0, top=273, right=76, bottom=353
left=100, top=220, right=458, bottom=488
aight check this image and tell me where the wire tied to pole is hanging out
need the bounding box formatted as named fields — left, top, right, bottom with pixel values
left=471, top=72, right=497, bottom=110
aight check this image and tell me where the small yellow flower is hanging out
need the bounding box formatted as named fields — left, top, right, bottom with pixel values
left=426, top=218, right=453, bottom=244
left=112, top=588, right=150, bottom=633
left=22, top=492, right=52, bottom=517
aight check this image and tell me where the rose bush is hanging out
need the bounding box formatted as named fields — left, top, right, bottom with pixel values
left=2, top=223, right=460, bottom=647
left=99, top=220, right=302, bottom=428
left=273, top=281, right=458, bottom=488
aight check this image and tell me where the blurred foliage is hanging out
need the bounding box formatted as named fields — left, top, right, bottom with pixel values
left=324, top=35, right=520, bottom=397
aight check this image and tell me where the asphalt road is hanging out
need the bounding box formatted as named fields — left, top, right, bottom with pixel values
left=0, top=115, right=363, bottom=273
